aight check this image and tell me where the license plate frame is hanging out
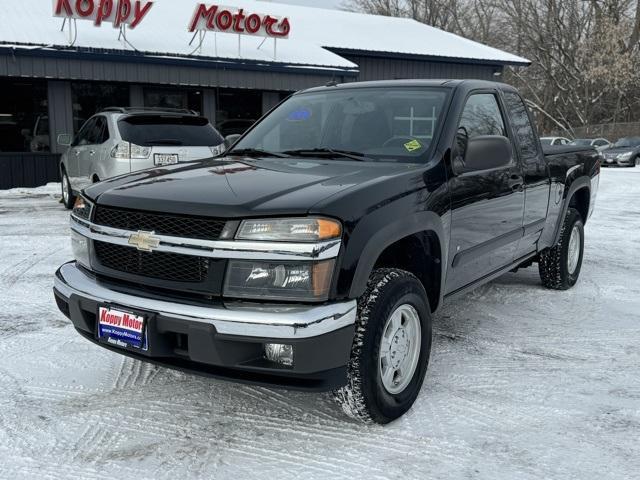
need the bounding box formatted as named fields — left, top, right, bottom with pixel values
left=154, top=153, right=179, bottom=166
left=96, top=305, right=149, bottom=352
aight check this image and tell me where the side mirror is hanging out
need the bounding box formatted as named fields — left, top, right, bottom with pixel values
left=57, top=133, right=72, bottom=147
left=224, top=134, right=242, bottom=149
left=460, top=135, right=512, bottom=172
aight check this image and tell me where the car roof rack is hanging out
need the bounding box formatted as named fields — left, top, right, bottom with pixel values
left=100, top=107, right=199, bottom=115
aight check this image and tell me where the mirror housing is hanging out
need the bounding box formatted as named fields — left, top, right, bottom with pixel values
left=224, top=134, right=242, bottom=149
left=57, top=133, right=72, bottom=147
left=460, top=135, right=512, bottom=172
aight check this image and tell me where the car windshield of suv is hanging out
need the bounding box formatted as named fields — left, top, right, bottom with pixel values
left=612, top=137, right=640, bottom=148
left=230, top=87, right=449, bottom=162
left=570, top=139, right=591, bottom=146
left=118, top=115, right=224, bottom=146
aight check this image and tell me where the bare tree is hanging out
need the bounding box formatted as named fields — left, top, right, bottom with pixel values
left=346, top=0, right=640, bottom=134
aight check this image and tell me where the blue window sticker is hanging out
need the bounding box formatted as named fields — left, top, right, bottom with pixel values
left=287, top=108, right=312, bottom=121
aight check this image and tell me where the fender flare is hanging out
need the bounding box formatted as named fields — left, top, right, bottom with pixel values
left=552, top=175, right=591, bottom=245
left=347, top=211, right=447, bottom=308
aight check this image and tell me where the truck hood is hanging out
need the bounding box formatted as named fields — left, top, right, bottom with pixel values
left=85, top=156, right=414, bottom=218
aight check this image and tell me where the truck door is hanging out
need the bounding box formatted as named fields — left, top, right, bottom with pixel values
left=445, top=91, right=525, bottom=294
left=502, top=91, right=550, bottom=258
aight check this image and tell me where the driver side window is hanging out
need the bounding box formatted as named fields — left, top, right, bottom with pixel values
left=73, top=118, right=95, bottom=147
left=455, top=93, right=507, bottom=163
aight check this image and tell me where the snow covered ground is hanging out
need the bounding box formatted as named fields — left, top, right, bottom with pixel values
left=0, top=169, right=638, bottom=479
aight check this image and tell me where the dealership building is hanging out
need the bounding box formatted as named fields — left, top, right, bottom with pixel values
left=0, top=0, right=528, bottom=189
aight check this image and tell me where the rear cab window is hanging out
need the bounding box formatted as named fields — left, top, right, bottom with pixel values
left=118, top=115, right=224, bottom=147
left=502, top=91, right=539, bottom=161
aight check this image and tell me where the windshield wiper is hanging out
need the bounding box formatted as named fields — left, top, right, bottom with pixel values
left=228, top=148, right=289, bottom=158
left=282, top=148, right=369, bottom=161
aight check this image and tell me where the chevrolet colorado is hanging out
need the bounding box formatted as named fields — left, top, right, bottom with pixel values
left=53, top=80, right=599, bottom=424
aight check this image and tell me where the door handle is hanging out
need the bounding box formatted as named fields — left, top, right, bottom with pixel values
left=509, top=174, right=524, bottom=192
left=74, top=150, right=80, bottom=156
left=89, top=150, right=96, bottom=156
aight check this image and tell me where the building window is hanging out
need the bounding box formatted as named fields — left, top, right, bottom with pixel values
left=71, top=82, right=129, bottom=133
left=143, top=87, right=202, bottom=114
left=216, top=88, right=262, bottom=137
left=0, top=79, right=49, bottom=153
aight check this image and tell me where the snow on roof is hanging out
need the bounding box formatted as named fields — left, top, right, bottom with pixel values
left=0, top=0, right=529, bottom=69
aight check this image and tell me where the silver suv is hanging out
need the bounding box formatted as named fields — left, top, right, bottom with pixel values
left=58, top=107, right=225, bottom=209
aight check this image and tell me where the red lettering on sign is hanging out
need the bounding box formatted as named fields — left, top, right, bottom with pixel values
left=114, top=0, right=131, bottom=27
left=75, top=0, right=94, bottom=17
left=232, top=8, right=245, bottom=33
left=95, top=0, right=113, bottom=26
left=55, top=0, right=73, bottom=15
left=216, top=9, right=233, bottom=30
left=245, top=13, right=260, bottom=34
left=131, top=0, right=153, bottom=28
left=189, top=3, right=217, bottom=32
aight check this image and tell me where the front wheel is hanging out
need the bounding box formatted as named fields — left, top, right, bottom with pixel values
left=333, top=269, right=432, bottom=424
left=61, top=170, right=76, bottom=210
left=538, top=207, right=584, bottom=290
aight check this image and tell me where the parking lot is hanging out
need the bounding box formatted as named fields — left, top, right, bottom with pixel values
left=0, top=167, right=638, bottom=479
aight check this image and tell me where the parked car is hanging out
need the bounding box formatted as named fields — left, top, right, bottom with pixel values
left=601, top=137, right=640, bottom=167
left=540, top=136, right=572, bottom=146
left=58, top=107, right=226, bottom=209
left=569, top=138, right=611, bottom=152
left=54, top=80, right=599, bottom=424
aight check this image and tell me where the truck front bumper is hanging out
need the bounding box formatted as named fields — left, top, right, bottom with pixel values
left=53, top=262, right=357, bottom=391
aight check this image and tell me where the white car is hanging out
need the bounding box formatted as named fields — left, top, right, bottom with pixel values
left=58, top=107, right=226, bottom=209
left=540, top=136, right=572, bottom=146
left=569, top=138, right=612, bottom=152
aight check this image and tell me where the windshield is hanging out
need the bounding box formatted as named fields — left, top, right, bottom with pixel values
left=612, top=137, right=640, bottom=148
left=570, top=139, right=591, bottom=146
left=118, top=115, right=223, bottom=146
left=230, top=87, right=449, bottom=162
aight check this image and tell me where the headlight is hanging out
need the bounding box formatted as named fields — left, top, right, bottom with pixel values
left=618, top=152, right=633, bottom=160
left=72, top=196, right=93, bottom=220
left=70, top=230, right=90, bottom=268
left=224, top=259, right=335, bottom=302
left=236, top=218, right=341, bottom=242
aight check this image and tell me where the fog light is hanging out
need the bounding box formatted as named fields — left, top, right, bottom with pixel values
left=264, top=343, right=294, bottom=366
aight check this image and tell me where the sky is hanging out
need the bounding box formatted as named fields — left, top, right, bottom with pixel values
left=258, top=0, right=347, bottom=10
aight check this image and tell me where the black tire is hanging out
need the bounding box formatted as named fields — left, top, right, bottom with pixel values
left=538, top=207, right=584, bottom=290
left=333, top=268, right=432, bottom=424
left=61, top=169, right=76, bottom=210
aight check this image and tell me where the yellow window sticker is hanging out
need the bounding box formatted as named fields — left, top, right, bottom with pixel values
left=403, top=139, right=422, bottom=152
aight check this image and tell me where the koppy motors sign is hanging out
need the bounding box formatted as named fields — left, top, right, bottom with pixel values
left=52, top=0, right=154, bottom=28
left=189, top=4, right=290, bottom=38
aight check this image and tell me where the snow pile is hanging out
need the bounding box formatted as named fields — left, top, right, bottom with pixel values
left=0, top=169, right=638, bottom=478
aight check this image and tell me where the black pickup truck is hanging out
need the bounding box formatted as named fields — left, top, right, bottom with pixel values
left=53, top=80, right=599, bottom=424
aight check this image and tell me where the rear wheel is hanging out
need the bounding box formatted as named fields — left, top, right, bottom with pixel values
left=61, top=170, right=76, bottom=210
left=539, top=207, right=584, bottom=290
left=333, top=268, right=432, bottom=424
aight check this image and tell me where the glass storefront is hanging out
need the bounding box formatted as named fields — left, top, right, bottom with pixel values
left=215, top=88, right=262, bottom=137
left=71, top=82, right=129, bottom=133
left=143, top=87, right=203, bottom=114
left=0, top=79, right=49, bottom=152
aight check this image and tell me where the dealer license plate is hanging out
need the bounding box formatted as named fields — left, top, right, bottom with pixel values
left=154, top=153, right=179, bottom=166
left=97, top=306, right=148, bottom=351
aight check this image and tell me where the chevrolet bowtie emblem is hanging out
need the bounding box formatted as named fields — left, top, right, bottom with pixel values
left=128, top=231, right=160, bottom=252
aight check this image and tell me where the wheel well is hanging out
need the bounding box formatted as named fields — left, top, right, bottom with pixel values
left=92, top=174, right=100, bottom=183
left=372, top=232, right=442, bottom=312
left=570, top=187, right=590, bottom=223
